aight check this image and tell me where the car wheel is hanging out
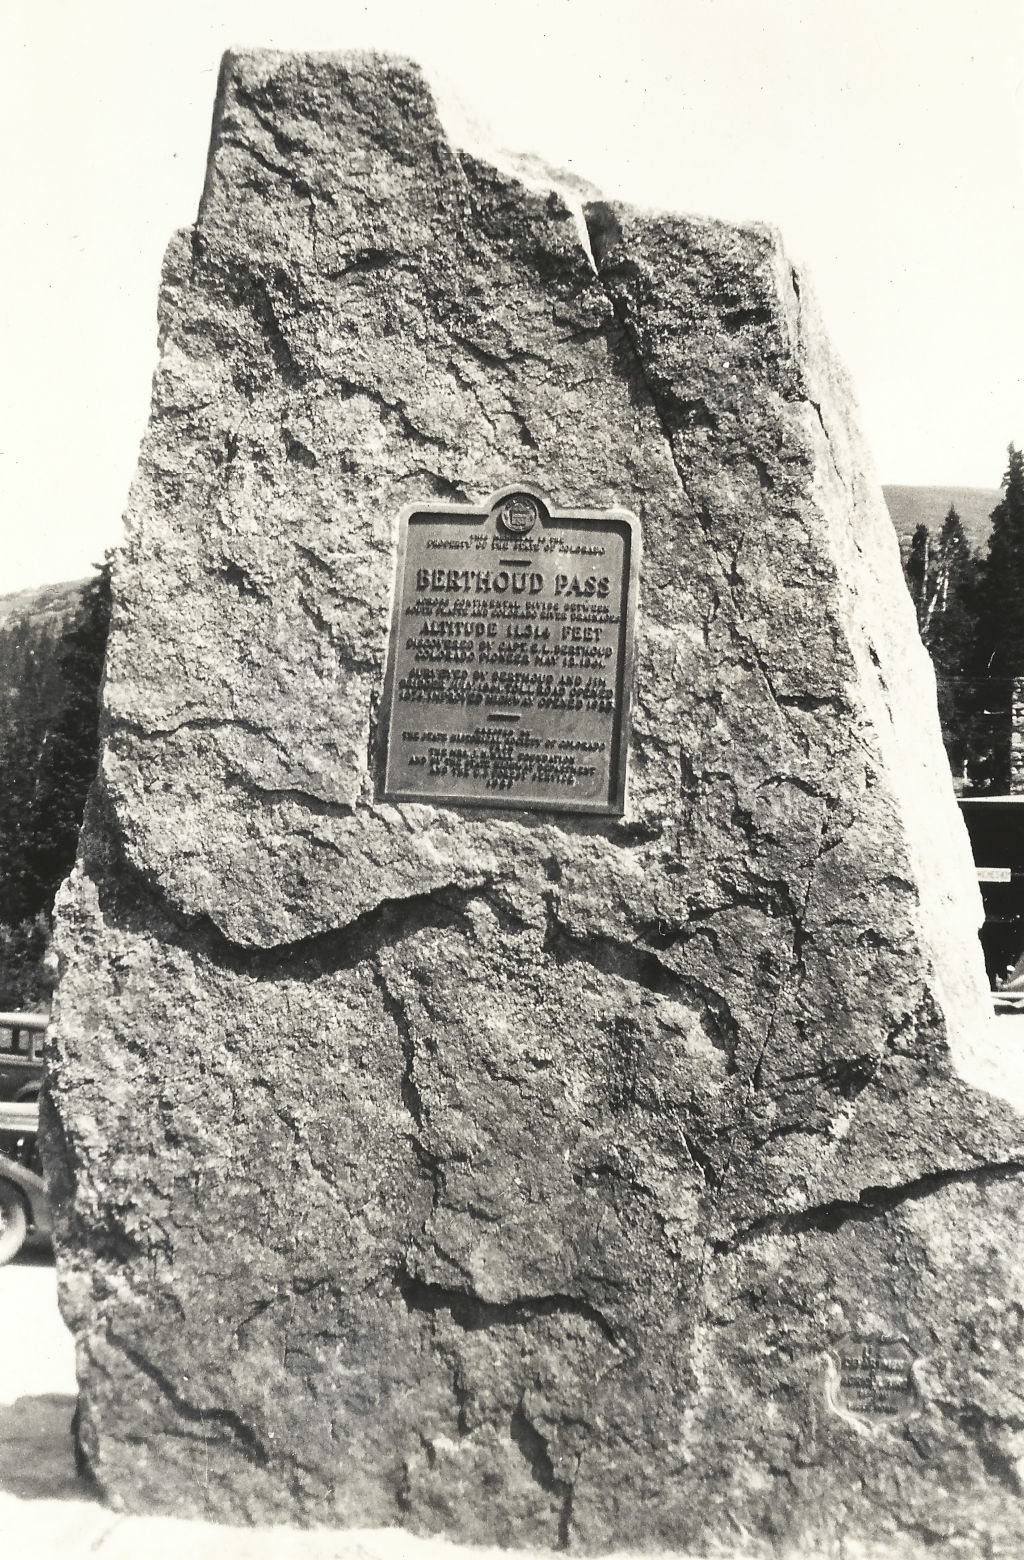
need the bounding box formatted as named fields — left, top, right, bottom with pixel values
left=0, top=1180, right=28, bottom=1265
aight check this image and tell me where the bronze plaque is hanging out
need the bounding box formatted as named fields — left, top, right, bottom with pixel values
left=380, top=486, right=640, bottom=814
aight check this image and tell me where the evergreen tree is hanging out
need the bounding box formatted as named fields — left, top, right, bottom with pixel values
left=929, top=508, right=977, bottom=657
left=925, top=508, right=983, bottom=780
left=0, top=616, right=65, bottom=920
left=902, top=507, right=983, bottom=778
left=0, top=561, right=111, bottom=1002
left=21, top=560, right=112, bottom=915
left=905, top=524, right=930, bottom=629
left=969, top=447, right=1024, bottom=789
left=900, top=455, right=1024, bottom=793
left=0, top=914, right=52, bottom=1010
left=977, top=445, right=1024, bottom=677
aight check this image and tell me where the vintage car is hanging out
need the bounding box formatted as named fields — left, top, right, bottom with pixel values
left=0, top=1099, right=51, bottom=1264
left=0, top=1010, right=47, bottom=1103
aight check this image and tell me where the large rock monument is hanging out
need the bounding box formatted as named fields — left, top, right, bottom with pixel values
left=46, top=49, right=1024, bottom=1555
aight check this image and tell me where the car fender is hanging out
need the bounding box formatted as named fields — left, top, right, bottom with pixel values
left=0, top=1151, right=51, bottom=1238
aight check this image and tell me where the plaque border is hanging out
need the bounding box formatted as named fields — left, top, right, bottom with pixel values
left=377, top=483, right=641, bottom=816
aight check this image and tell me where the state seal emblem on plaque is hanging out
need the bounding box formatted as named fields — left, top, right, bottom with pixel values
left=496, top=493, right=540, bottom=536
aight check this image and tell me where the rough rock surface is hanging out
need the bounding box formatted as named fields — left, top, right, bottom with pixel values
left=45, top=49, right=1024, bottom=1556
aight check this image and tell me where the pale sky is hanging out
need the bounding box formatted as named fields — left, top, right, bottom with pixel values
left=1, top=0, right=1021, bottom=592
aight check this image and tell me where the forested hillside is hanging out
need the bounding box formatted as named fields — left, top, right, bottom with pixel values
left=884, top=486, right=1000, bottom=556
left=0, top=565, right=110, bottom=1006
left=0, top=579, right=88, bottom=632
left=901, top=447, right=1024, bottom=793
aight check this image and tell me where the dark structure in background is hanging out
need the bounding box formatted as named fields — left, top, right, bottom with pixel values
left=959, top=796, right=1024, bottom=982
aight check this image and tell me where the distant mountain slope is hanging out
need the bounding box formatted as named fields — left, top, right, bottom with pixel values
left=883, top=486, right=1000, bottom=556
left=0, top=579, right=89, bottom=632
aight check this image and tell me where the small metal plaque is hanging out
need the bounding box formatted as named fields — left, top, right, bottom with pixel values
left=835, top=1334, right=916, bottom=1421
left=380, top=486, right=640, bottom=814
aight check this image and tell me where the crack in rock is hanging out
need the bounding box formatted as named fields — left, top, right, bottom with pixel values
left=394, top=1265, right=622, bottom=1350
left=104, top=1334, right=271, bottom=1468
left=713, top=1159, right=1024, bottom=1254
left=541, top=890, right=740, bottom=1062
left=509, top=1399, right=575, bottom=1549
left=87, top=805, right=493, bottom=979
